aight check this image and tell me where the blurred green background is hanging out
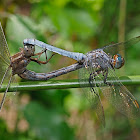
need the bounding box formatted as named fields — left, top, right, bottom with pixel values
left=0, top=0, right=140, bottom=140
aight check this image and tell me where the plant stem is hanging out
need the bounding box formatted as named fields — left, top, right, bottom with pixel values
left=0, top=75, right=140, bottom=92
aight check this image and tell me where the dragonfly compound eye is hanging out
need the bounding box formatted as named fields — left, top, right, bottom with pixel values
left=113, top=54, right=125, bottom=69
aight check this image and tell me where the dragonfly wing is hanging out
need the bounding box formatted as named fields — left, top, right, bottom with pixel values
left=95, top=55, right=140, bottom=118
left=7, top=75, right=18, bottom=108
left=102, top=36, right=140, bottom=55
left=99, top=66, right=140, bottom=118
left=0, top=23, right=11, bottom=87
left=0, top=23, right=17, bottom=110
left=0, top=23, right=10, bottom=65
left=0, top=67, right=17, bottom=110
left=79, top=64, right=105, bottom=126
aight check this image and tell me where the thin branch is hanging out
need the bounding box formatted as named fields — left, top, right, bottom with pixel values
left=0, top=75, right=140, bottom=92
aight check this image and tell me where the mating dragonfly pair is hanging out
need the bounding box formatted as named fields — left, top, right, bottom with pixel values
left=0, top=22, right=140, bottom=126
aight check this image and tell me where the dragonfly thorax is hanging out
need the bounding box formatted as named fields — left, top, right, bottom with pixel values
left=10, top=51, right=31, bottom=75
left=113, top=54, right=125, bottom=69
left=85, top=49, right=112, bottom=69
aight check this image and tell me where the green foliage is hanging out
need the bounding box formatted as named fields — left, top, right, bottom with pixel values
left=0, top=0, right=140, bottom=139
left=24, top=101, right=75, bottom=140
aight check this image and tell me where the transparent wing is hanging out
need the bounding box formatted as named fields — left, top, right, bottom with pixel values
left=0, top=23, right=17, bottom=111
left=0, top=68, right=17, bottom=111
left=102, top=36, right=140, bottom=55
left=7, top=75, right=18, bottom=108
left=95, top=55, right=140, bottom=118
left=79, top=61, right=105, bottom=126
left=101, top=67, right=140, bottom=118
left=0, top=23, right=11, bottom=84
left=0, top=23, right=10, bottom=64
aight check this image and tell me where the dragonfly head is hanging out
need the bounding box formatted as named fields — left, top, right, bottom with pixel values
left=113, top=54, right=125, bottom=69
left=23, top=45, right=35, bottom=57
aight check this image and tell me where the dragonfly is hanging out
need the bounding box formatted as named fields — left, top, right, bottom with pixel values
left=24, top=36, right=140, bottom=126
left=0, top=22, right=58, bottom=111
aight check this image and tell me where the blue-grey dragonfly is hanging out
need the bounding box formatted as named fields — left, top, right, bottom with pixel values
left=24, top=37, right=140, bottom=126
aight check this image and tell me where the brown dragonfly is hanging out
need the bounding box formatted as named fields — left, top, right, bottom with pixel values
left=0, top=23, right=57, bottom=110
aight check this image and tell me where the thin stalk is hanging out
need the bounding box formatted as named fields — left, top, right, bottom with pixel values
left=0, top=75, right=140, bottom=92
left=118, top=0, right=126, bottom=75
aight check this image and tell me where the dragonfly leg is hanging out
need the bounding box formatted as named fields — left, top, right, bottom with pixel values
left=102, top=69, right=108, bottom=84
left=102, top=69, right=112, bottom=86
left=33, top=49, right=47, bottom=61
left=89, top=68, right=102, bottom=88
left=89, top=73, right=99, bottom=96
left=31, top=48, right=56, bottom=64
left=36, top=49, right=48, bottom=60
left=30, top=53, right=55, bottom=65
left=34, top=49, right=47, bottom=57
left=88, top=69, right=105, bottom=126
